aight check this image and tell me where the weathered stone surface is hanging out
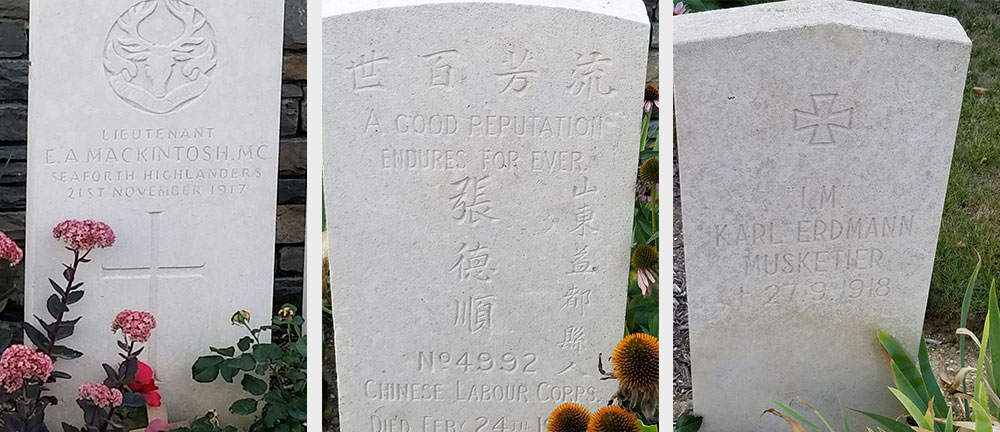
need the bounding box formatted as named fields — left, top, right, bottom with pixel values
left=279, top=137, right=307, bottom=177
left=283, top=53, right=306, bottom=80
left=278, top=179, right=306, bottom=204
left=674, top=1, right=971, bottom=430
left=282, top=83, right=304, bottom=98
left=284, top=0, right=306, bottom=50
left=0, top=103, right=25, bottom=141
left=0, top=59, right=28, bottom=101
left=275, top=204, right=305, bottom=243
left=27, top=1, right=285, bottom=426
left=0, top=21, right=26, bottom=58
left=324, top=0, right=649, bottom=429
left=278, top=246, right=304, bottom=272
left=281, top=98, right=300, bottom=136
left=0, top=0, right=27, bottom=19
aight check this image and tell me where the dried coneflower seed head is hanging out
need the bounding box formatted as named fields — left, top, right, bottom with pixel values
left=548, top=403, right=591, bottom=432
left=587, top=405, right=641, bottom=432
left=639, top=158, right=658, bottom=185
left=612, top=333, right=659, bottom=393
left=631, top=244, right=658, bottom=270
left=644, top=85, right=658, bottom=102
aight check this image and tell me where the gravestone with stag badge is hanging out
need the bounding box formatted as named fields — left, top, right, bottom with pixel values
left=27, top=0, right=284, bottom=426
left=674, top=0, right=971, bottom=430
left=324, top=0, right=649, bottom=430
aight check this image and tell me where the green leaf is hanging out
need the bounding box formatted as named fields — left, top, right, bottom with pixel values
left=970, top=399, right=991, bottom=432
left=46, top=294, right=66, bottom=319
left=772, top=400, right=822, bottom=432
left=918, top=334, right=948, bottom=422
left=253, top=343, right=283, bottom=361
left=191, top=355, right=225, bottom=383
left=959, top=256, right=981, bottom=419
left=639, top=421, right=657, bottom=432
left=229, top=398, right=258, bottom=416
left=211, top=346, right=236, bottom=357
left=853, top=410, right=915, bottom=432
left=878, top=331, right=930, bottom=403
left=887, top=387, right=933, bottom=431
left=241, top=374, right=268, bottom=396
left=987, top=282, right=1000, bottom=393
left=238, top=336, right=253, bottom=352
left=648, top=315, right=658, bottom=338
left=220, top=364, right=238, bottom=383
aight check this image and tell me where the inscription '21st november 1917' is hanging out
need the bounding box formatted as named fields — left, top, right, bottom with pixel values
left=717, top=185, right=916, bottom=310
left=43, top=127, right=271, bottom=201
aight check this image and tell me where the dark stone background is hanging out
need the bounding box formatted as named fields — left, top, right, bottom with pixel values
left=0, top=0, right=308, bottom=327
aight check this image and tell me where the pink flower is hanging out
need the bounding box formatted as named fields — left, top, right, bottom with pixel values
left=78, top=382, right=124, bottom=408
left=674, top=2, right=690, bottom=15
left=52, top=219, right=116, bottom=251
left=0, top=231, right=22, bottom=266
left=0, top=345, right=53, bottom=392
left=111, top=309, right=157, bottom=342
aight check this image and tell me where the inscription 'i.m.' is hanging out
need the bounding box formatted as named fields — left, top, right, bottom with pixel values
left=102, top=210, right=205, bottom=369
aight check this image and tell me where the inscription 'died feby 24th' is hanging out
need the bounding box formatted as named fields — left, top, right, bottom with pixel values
left=344, top=43, right=621, bottom=432
left=715, top=184, right=916, bottom=310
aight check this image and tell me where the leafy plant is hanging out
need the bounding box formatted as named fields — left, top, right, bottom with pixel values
left=674, top=414, right=701, bottom=432
left=187, top=305, right=306, bottom=432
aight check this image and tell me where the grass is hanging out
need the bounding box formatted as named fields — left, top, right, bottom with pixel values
left=874, top=0, right=1000, bottom=326
left=688, top=0, right=1000, bottom=325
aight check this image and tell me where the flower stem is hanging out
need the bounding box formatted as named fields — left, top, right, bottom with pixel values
left=43, top=248, right=91, bottom=357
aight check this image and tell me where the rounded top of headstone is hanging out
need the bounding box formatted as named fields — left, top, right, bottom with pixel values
left=324, top=0, right=649, bottom=24
left=674, top=0, right=969, bottom=47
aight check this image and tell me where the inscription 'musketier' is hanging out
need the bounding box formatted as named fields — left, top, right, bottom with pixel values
left=104, top=0, right=218, bottom=115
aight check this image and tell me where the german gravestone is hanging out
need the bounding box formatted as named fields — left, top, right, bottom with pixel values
left=675, top=0, right=971, bottom=430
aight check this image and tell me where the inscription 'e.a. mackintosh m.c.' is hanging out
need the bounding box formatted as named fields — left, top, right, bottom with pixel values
left=324, top=0, right=649, bottom=431
left=674, top=0, right=971, bottom=431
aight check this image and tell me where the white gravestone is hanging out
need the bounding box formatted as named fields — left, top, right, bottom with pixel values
left=674, top=0, right=971, bottom=430
left=323, top=1, right=649, bottom=431
left=27, top=0, right=284, bottom=426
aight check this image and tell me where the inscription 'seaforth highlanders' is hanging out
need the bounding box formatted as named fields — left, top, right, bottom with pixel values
left=104, top=0, right=218, bottom=115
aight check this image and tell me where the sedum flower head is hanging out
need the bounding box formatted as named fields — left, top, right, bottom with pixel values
left=0, top=344, right=53, bottom=392
left=53, top=219, right=116, bottom=251
left=587, top=405, right=641, bottom=432
left=548, top=403, right=591, bottom=432
left=78, top=382, right=124, bottom=408
left=111, top=309, right=156, bottom=342
left=0, top=231, right=22, bottom=266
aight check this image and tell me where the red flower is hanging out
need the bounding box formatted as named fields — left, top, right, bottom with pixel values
left=129, top=361, right=161, bottom=406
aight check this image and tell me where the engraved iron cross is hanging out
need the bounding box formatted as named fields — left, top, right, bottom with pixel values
left=793, top=94, right=854, bottom=145
left=102, top=210, right=205, bottom=369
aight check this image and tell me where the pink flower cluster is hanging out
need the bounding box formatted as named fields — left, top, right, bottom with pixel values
left=78, top=382, right=123, bottom=408
left=0, top=231, right=22, bottom=266
left=111, top=309, right=157, bottom=342
left=0, top=345, right=53, bottom=392
left=52, top=219, right=116, bottom=251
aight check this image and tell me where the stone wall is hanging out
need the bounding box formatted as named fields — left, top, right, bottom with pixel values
left=0, top=0, right=307, bottom=326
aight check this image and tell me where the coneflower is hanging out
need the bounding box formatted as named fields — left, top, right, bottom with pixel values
left=610, top=334, right=659, bottom=420
left=548, top=403, right=591, bottom=432
left=639, top=158, right=658, bottom=185
left=587, top=405, right=641, bottom=432
left=631, top=244, right=658, bottom=296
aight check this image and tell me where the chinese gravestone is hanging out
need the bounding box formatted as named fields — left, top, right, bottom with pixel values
left=674, top=0, right=970, bottom=430
left=323, top=0, right=649, bottom=430
left=27, top=0, right=284, bottom=426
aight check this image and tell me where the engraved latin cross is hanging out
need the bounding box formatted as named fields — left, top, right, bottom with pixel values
left=102, top=210, right=205, bottom=369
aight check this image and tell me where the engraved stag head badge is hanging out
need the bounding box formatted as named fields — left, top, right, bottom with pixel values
left=104, top=0, right=218, bottom=115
